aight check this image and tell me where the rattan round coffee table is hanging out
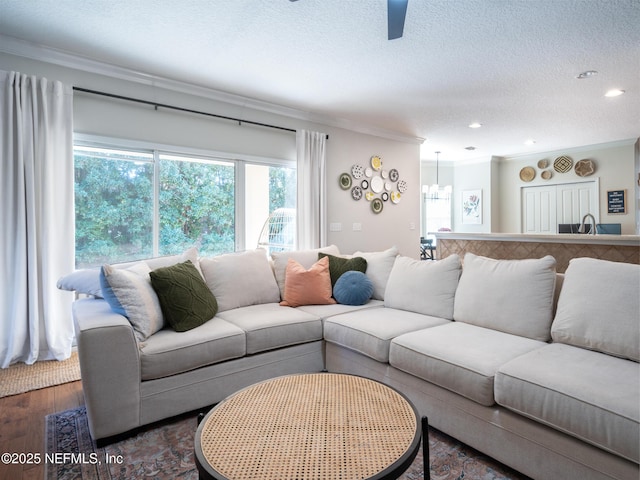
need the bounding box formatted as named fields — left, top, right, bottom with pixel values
left=195, top=373, right=426, bottom=480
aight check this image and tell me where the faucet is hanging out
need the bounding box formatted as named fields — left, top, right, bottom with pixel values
left=579, top=213, right=597, bottom=235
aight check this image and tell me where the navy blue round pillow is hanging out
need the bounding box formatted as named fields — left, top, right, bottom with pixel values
left=333, top=270, right=374, bottom=306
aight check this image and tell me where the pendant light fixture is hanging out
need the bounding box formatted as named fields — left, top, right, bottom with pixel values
left=424, top=151, right=452, bottom=199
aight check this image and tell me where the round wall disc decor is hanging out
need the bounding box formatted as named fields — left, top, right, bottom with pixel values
left=339, top=173, right=352, bottom=189
left=575, top=159, right=595, bottom=177
left=519, top=166, right=535, bottom=182
left=553, top=155, right=573, bottom=173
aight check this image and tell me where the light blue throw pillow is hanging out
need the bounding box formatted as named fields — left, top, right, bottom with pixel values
left=333, top=271, right=374, bottom=306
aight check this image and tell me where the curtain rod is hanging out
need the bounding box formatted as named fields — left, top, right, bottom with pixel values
left=73, top=86, right=306, bottom=136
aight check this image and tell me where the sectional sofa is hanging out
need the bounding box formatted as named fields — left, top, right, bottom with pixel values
left=62, top=245, right=640, bottom=480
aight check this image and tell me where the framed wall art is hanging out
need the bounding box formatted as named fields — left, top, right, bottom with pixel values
left=462, top=189, right=482, bottom=224
left=607, top=189, right=627, bottom=214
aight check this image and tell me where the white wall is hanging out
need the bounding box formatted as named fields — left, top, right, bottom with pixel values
left=498, top=140, right=638, bottom=234
left=453, top=158, right=493, bottom=233
left=1, top=51, right=422, bottom=257
left=326, top=131, right=421, bottom=256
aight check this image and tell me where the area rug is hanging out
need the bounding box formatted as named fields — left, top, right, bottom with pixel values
left=0, top=350, right=81, bottom=398
left=46, top=406, right=530, bottom=480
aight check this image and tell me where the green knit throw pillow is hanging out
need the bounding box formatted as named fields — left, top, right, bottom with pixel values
left=150, top=260, right=218, bottom=332
left=318, top=253, right=368, bottom=288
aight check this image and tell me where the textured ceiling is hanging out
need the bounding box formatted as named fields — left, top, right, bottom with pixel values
left=0, top=0, right=639, bottom=161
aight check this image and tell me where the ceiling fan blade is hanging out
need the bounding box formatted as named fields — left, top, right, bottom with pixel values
left=388, top=0, right=408, bottom=40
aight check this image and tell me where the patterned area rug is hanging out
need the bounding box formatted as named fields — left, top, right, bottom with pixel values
left=0, top=350, right=81, bottom=398
left=46, top=406, right=530, bottom=480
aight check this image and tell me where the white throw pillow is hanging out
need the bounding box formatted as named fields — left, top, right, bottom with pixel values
left=453, top=253, right=557, bottom=341
left=552, top=257, right=640, bottom=361
left=200, top=249, right=281, bottom=312
left=102, top=262, right=164, bottom=343
left=271, top=245, right=340, bottom=298
left=353, top=246, right=399, bottom=300
left=384, top=254, right=461, bottom=319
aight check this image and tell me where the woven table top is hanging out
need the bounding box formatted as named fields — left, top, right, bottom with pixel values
left=197, top=373, right=420, bottom=480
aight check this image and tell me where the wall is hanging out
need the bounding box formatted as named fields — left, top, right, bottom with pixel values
left=498, top=140, right=638, bottom=234
left=452, top=158, right=493, bottom=233
left=1, top=51, right=422, bottom=258
left=327, top=131, right=420, bottom=255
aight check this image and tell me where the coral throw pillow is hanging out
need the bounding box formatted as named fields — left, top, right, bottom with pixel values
left=280, top=256, right=336, bottom=307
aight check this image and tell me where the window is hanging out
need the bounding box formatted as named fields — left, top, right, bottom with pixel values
left=74, top=139, right=295, bottom=268
left=423, top=191, right=452, bottom=243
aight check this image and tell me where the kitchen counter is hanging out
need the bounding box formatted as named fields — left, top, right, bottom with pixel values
left=433, top=232, right=640, bottom=272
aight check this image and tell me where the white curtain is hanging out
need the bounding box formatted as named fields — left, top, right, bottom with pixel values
left=0, top=71, right=75, bottom=368
left=296, top=130, right=328, bottom=250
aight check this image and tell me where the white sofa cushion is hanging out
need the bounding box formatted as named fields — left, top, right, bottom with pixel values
left=200, top=249, right=281, bottom=313
left=551, top=257, right=640, bottom=361
left=139, top=318, right=246, bottom=380
left=384, top=254, right=461, bottom=319
left=453, top=253, right=557, bottom=341
left=271, top=245, right=340, bottom=298
left=324, top=307, right=449, bottom=363
left=390, top=322, right=545, bottom=406
left=217, top=303, right=323, bottom=355
left=495, top=343, right=640, bottom=463
left=352, top=246, right=399, bottom=300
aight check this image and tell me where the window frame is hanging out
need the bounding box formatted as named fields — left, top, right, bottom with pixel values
left=74, top=133, right=295, bottom=261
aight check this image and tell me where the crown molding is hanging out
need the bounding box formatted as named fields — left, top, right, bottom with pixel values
left=0, top=34, right=424, bottom=145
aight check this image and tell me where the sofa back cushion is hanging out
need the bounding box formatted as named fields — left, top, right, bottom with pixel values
left=453, top=253, right=557, bottom=341
left=353, top=246, right=399, bottom=300
left=551, top=257, right=640, bottom=361
left=200, top=249, right=281, bottom=313
left=271, top=245, right=340, bottom=297
left=384, top=254, right=461, bottom=319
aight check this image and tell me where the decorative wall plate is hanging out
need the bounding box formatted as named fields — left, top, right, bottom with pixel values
left=365, top=167, right=373, bottom=178
left=575, top=159, right=595, bottom=177
left=381, top=170, right=389, bottom=179
left=381, top=192, right=389, bottom=201
left=391, top=191, right=401, bottom=204
left=537, top=159, right=549, bottom=169
left=371, top=175, right=384, bottom=193
left=385, top=181, right=392, bottom=191
left=370, top=155, right=382, bottom=171
left=351, top=185, right=362, bottom=200
left=553, top=155, right=573, bottom=173
left=339, top=173, right=352, bottom=189
left=351, top=164, right=364, bottom=179
left=371, top=198, right=383, bottom=214
left=519, top=166, right=536, bottom=182
left=397, top=179, right=408, bottom=193
left=365, top=191, right=375, bottom=201
left=541, top=170, right=552, bottom=180
left=360, top=179, right=369, bottom=189
left=389, top=169, right=399, bottom=182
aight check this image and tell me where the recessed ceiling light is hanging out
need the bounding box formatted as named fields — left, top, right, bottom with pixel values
left=605, top=89, right=625, bottom=97
left=468, top=123, right=482, bottom=129
left=524, top=139, right=536, bottom=146
left=465, top=146, right=476, bottom=151
left=576, top=70, right=598, bottom=79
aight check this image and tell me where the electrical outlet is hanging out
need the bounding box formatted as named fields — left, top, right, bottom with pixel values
left=329, top=223, right=342, bottom=232
left=352, top=223, right=362, bottom=231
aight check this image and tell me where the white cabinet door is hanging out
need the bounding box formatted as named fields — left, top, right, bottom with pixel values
left=556, top=181, right=599, bottom=225
left=522, top=185, right=557, bottom=234
left=521, top=181, right=598, bottom=234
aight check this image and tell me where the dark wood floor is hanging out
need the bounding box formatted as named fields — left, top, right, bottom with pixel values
left=0, top=380, right=84, bottom=480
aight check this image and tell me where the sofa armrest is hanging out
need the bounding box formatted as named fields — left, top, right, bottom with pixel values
left=73, top=298, right=141, bottom=439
